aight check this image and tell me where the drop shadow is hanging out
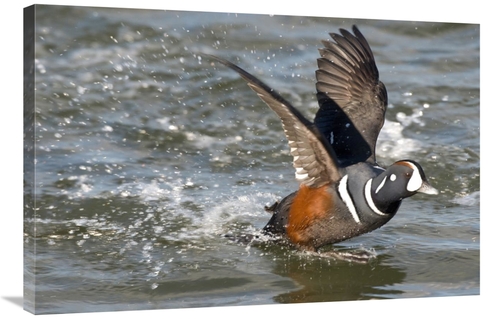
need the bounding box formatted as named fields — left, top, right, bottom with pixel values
left=2, top=296, right=24, bottom=308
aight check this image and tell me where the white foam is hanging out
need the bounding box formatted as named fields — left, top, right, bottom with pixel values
left=377, top=119, right=422, bottom=160
left=451, top=191, right=480, bottom=207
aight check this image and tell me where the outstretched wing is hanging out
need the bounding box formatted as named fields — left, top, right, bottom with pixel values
left=314, top=25, right=388, bottom=166
left=208, top=55, right=343, bottom=187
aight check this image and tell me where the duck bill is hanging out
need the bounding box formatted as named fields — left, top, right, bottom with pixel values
left=417, top=181, right=439, bottom=195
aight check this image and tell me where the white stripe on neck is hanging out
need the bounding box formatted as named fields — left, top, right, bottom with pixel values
left=339, top=175, right=361, bottom=224
left=375, top=176, right=387, bottom=194
left=365, top=179, right=387, bottom=216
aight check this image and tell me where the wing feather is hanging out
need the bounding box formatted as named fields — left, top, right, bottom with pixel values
left=314, top=25, right=388, bottom=165
left=207, top=55, right=343, bottom=186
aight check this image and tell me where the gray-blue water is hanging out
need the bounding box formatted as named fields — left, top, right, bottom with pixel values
left=24, top=5, right=479, bottom=314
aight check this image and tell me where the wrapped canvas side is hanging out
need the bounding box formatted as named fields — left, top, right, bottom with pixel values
left=23, top=5, right=36, bottom=314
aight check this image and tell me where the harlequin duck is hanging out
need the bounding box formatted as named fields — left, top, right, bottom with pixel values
left=208, top=25, right=438, bottom=252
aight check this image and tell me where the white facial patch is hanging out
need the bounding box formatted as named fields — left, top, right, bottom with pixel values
left=390, top=174, right=396, bottom=181
left=404, top=162, right=423, bottom=192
